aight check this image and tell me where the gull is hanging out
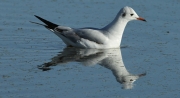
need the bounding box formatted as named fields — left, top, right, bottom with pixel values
left=31, top=6, right=146, bottom=49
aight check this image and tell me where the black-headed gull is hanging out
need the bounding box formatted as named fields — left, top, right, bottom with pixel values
left=31, top=6, right=146, bottom=49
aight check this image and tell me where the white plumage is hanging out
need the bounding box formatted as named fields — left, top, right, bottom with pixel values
left=32, top=6, right=146, bottom=49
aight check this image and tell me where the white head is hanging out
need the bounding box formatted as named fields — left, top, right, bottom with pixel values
left=119, top=6, right=146, bottom=22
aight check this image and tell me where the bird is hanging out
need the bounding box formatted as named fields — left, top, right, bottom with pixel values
left=31, top=6, right=146, bottom=49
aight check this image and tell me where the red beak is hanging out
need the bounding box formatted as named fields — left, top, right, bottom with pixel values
left=137, top=17, right=146, bottom=22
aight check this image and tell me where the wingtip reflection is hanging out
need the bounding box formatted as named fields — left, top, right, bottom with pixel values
left=38, top=47, right=146, bottom=89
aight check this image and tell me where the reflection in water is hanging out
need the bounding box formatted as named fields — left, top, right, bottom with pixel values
left=38, top=48, right=146, bottom=89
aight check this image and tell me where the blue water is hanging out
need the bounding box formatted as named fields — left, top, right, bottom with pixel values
left=1, top=0, right=180, bottom=98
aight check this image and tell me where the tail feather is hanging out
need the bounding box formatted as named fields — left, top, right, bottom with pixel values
left=34, top=15, right=58, bottom=29
left=30, top=21, right=46, bottom=26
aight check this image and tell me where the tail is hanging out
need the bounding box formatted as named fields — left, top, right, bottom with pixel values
left=31, top=15, right=58, bottom=30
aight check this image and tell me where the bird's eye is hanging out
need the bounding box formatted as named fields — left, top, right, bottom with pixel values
left=122, top=13, right=126, bottom=17
left=130, top=14, right=134, bottom=16
left=130, top=79, right=133, bottom=81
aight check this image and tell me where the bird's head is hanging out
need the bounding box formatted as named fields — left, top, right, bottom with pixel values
left=119, top=6, right=146, bottom=22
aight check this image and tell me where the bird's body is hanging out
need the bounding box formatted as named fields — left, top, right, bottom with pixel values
left=32, top=6, right=146, bottom=49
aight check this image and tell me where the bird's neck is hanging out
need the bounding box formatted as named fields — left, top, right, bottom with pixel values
left=102, top=15, right=128, bottom=40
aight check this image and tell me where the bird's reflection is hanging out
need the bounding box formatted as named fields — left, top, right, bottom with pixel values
left=38, top=47, right=146, bottom=89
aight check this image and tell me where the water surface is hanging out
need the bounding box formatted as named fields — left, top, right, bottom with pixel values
left=1, top=0, right=180, bottom=98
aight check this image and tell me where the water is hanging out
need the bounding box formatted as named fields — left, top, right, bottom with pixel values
left=1, top=0, right=180, bottom=98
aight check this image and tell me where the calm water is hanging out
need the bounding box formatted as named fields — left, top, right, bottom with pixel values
left=1, top=0, right=180, bottom=98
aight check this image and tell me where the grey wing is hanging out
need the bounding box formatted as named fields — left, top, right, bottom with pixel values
left=74, top=28, right=107, bottom=44
left=61, top=31, right=81, bottom=42
left=54, top=26, right=107, bottom=44
left=54, top=26, right=81, bottom=43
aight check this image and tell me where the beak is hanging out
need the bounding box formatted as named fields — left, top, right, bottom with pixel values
left=137, top=17, right=146, bottom=22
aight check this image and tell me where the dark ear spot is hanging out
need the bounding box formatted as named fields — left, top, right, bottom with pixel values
left=130, top=14, right=134, bottom=16
left=122, top=13, right=126, bottom=17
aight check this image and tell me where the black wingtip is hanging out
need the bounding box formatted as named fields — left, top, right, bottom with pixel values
left=34, top=15, right=58, bottom=29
